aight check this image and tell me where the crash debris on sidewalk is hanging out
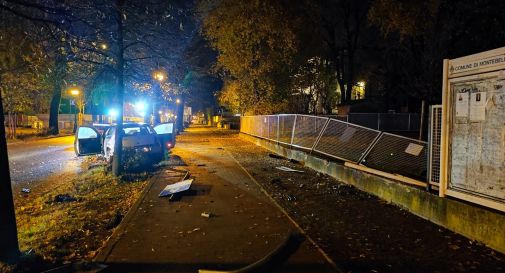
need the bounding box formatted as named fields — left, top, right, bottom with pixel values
left=159, top=179, right=193, bottom=197
left=201, top=212, right=212, bottom=218
left=275, top=166, right=304, bottom=173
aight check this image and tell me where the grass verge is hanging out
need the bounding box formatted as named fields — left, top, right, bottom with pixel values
left=3, top=163, right=149, bottom=272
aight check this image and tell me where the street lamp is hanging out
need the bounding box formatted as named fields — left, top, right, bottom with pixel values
left=68, top=87, right=84, bottom=132
left=69, top=88, right=80, bottom=96
left=152, top=69, right=167, bottom=124
left=153, top=70, right=166, bottom=82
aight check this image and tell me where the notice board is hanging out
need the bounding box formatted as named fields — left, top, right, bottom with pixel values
left=441, top=46, right=505, bottom=210
left=449, top=75, right=505, bottom=201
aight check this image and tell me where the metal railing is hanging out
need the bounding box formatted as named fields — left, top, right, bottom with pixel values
left=428, top=105, right=442, bottom=186
left=341, top=113, right=421, bottom=131
left=241, top=114, right=428, bottom=182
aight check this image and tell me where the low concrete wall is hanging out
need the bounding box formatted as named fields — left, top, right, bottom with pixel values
left=240, top=133, right=505, bottom=254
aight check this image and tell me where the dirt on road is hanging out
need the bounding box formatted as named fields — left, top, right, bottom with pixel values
left=177, top=126, right=505, bottom=273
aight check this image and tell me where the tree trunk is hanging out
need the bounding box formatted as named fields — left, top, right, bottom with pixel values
left=0, top=93, right=20, bottom=263
left=7, top=113, right=12, bottom=139
left=176, top=96, right=185, bottom=133
left=48, top=85, right=62, bottom=135
left=419, top=100, right=426, bottom=140
left=13, top=113, right=16, bottom=139
left=48, top=57, right=67, bottom=135
left=111, top=0, right=125, bottom=177
left=345, top=49, right=355, bottom=103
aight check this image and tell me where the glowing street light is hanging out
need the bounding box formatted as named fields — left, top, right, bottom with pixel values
left=68, top=86, right=83, bottom=132
left=153, top=70, right=166, bottom=82
left=100, top=43, right=108, bottom=50
left=176, top=98, right=181, bottom=104
left=69, top=88, right=80, bottom=96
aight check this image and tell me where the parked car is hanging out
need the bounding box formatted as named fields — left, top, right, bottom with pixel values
left=74, top=122, right=175, bottom=166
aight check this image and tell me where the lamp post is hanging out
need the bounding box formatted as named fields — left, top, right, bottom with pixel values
left=175, top=97, right=184, bottom=134
left=152, top=70, right=167, bottom=125
left=68, top=87, right=83, bottom=132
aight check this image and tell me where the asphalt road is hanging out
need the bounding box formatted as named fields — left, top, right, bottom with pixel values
left=7, top=136, right=82, bottom=187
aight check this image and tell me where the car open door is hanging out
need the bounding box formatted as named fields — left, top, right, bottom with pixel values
left=74, top=126, right=102, bottom=156
left=153, top=122, right=175, bottom=149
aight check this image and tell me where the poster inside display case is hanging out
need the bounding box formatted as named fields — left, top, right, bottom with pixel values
left=449, top=75, right=505, bottom=201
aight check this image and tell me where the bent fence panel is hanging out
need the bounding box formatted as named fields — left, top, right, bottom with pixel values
left=241, top=114, right=428, bottom=181
left=313, top=119, right=381, bottom=163
left=360, top=133, right=428, bottom=180
left=292, top=115, right=328, bottom=150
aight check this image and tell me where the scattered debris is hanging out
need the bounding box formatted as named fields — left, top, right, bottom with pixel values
left=159, top=179, right=193, bottom=197
left=270, top=178, right=282, bottom=184
left=105, top=211, right=123, bottom=229
left=198, top=232, right=306, bottom=273
left=187, top=227, right=201, bottom=234
left=21, top=188, right=31, bottom=193
left=289, top=158, right=302, bottom=165
left=276, top=166, right=304, bottom=173
left=88, top=162, right=107, bottom=170
left=54, top=194, right=77, bottom=203
left=268, top=153, right=286, bottom=160
left=217, top=147, right=224, bottom=150
left=270, top=178, right=287, bottom=190
left=201, top=212, right=211, bottom=218
left=41, top=262, right=108, bottom=273
left=197, top=164, right=206, bottom=167
left=449, top=244, right=461, bottom=251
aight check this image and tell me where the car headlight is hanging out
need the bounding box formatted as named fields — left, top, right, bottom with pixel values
left=142, top=146, right=151, bottom=152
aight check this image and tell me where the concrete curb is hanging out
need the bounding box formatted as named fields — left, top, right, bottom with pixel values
left=93, top=171, right=161, bottom=263
left=7, top=134, right=73, bottom=145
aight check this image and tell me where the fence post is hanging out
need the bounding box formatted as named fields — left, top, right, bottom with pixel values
left=277, top=115, right=280, bottom=142
left=377, top=113, right=380, bottom=130
left=357, top=132, right=383, bottom=165
left=267, top=115, right=270, bottom=140
left=311, top=117, right=330, bottom=153
left=290, top=115, right=297, bottom=145
left=408, top=114, right=411, bottom=131
left=427, top=107, right=434, bottom=191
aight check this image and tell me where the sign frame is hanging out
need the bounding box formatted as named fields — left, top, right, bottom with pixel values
left=440, top=46, right=505, bottom=212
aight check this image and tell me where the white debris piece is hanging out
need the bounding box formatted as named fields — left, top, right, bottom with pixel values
left=275, top=166, right=304, bottom=173
left=159, top=179, right=193, bottom=197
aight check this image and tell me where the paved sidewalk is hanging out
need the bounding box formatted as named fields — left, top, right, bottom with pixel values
left=95, top=128, right=334, bottom=272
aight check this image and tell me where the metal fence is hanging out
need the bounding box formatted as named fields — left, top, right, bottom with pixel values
left=241, top=114, right=428, bottom=182
left=428, top=105, right=442, bottom=186
left=336, top=113, right=421, bottom=131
